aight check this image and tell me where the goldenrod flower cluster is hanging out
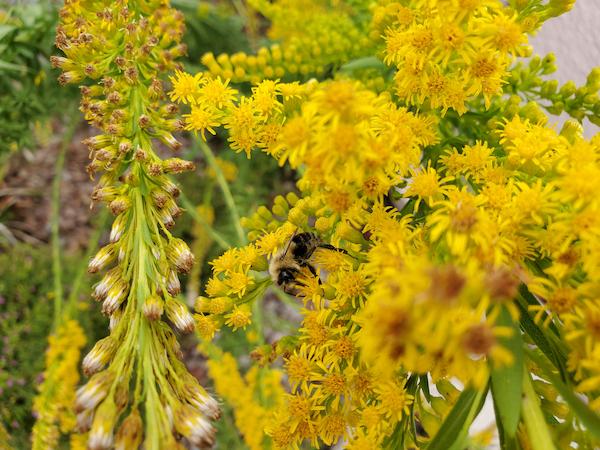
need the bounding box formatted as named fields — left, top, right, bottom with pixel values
left=201, top=0, right=376, bottom=83
left=31, top=320, right=86, bottom=450
left=377, top=0, right=533, bottom=113
left=170, top=0, right=600, bottom=447
left=204, top=346, right=286, bottom=450
left=54, top=0, right=218, bottom=448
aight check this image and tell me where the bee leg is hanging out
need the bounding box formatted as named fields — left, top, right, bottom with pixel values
left=300, top=262, right=321, bottom=284
left=318, top=243, right=349, bottom=255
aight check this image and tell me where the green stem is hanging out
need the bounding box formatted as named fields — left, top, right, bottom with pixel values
left=522, top=370, right=556, bottom=450
left=51, top=108, right=80, bottom=328
left=179, top=191, right=232, bottom=250
left=195, top=139, right=246, bottom=245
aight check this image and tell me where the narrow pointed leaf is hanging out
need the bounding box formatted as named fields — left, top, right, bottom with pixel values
left=427, top=386, right=486, bottom=450
left=491, top=306, right=524, bottom=437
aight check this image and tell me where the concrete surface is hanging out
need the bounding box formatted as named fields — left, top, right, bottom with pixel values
left=529, top=0, right=600, bottom=137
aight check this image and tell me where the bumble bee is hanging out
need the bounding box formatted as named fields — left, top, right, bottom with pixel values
left=269, top=232, right=347, bottom=294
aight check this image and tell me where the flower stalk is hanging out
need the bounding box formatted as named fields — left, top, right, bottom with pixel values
left=54, top=0, right=219, bottom=447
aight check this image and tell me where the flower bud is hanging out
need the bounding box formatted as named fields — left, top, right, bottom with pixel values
left=559, top=80, right=576, bottom=97
left=165, top=298, right=195, bottom=333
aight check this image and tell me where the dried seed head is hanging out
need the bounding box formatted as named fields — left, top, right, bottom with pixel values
left=174, top=404, right=216, bottom=448
left=109, top=215, right=126, bottom=242
left=83, top=337, right=117, bottom=376
left=160, top=179, right=180, bottom=197
left=166, top=270, right=181, bottom=296
left=91, top=186, right=119, bottom=203
left=168, top=239, right=194, bottom=273
left=159, top=209, right=175, bottom=229
left=151, top=189, right=169, bottom=208
left=165, top=298, right=195, bottom=333
left=76, top=409, right=94, bottom=433
left=134, top=147, right=147, bottom=161
left=161, top=133, right=182, bottom=151
left=143, top=294, right=164, bottom=321
left=109, top=196, right=130, bottom=215
left=148, top=163, right=163, bottom=176
left=114, top=409, right=143, bottom=450
left=138, top=114, right=150, bottom=128
left=92, top=267, right=120, bottom=301
left=118, top=141, right=132, bottom=154
left=76, top=371, right=113, bottom=413
left=58, top=70, right=83, bottom=85
left=102, top=280, right=128, bottom=315
left=162, top=158, right=195, bottom=174
left=109, top=307, right=123, bottom=332
left=463, top=324, right=496, bottom=356
left=89, top=244, right=116, bottom=273
left=88, top=398, right=117, bottom=450
left=188, top=388, right=221, bottom=420
left=107, top=91, right=121, bottom=103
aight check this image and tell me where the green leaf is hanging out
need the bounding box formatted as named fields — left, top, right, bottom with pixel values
left=491, top=306, right=524, bottom=437
left=516, top=287, right=567, bottom=378
left=0, top=24, right=16, bottom=41
left=427, top=385, right=487, bottom=450
left=340, top=56, right=387, bottom=73
left=522, top=371, right=556, bottom=450
left=526, top=348, right=600, bottom=440
left=0, top=59, right=29, bottom=72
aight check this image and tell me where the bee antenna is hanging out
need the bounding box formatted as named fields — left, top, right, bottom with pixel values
left=282, top=230, right=297, bottom=257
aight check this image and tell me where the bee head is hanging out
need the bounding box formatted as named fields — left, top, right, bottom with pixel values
left=278, top=268, right=296, bottom=285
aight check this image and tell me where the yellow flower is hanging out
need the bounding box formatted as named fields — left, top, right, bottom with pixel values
left=169, top=70, right=204, bottom=104
left=225, top=305, right=253, bottom=330
left=404, top=165, right=453, bottom=210
left=183, top=104, right=221, bottom=139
